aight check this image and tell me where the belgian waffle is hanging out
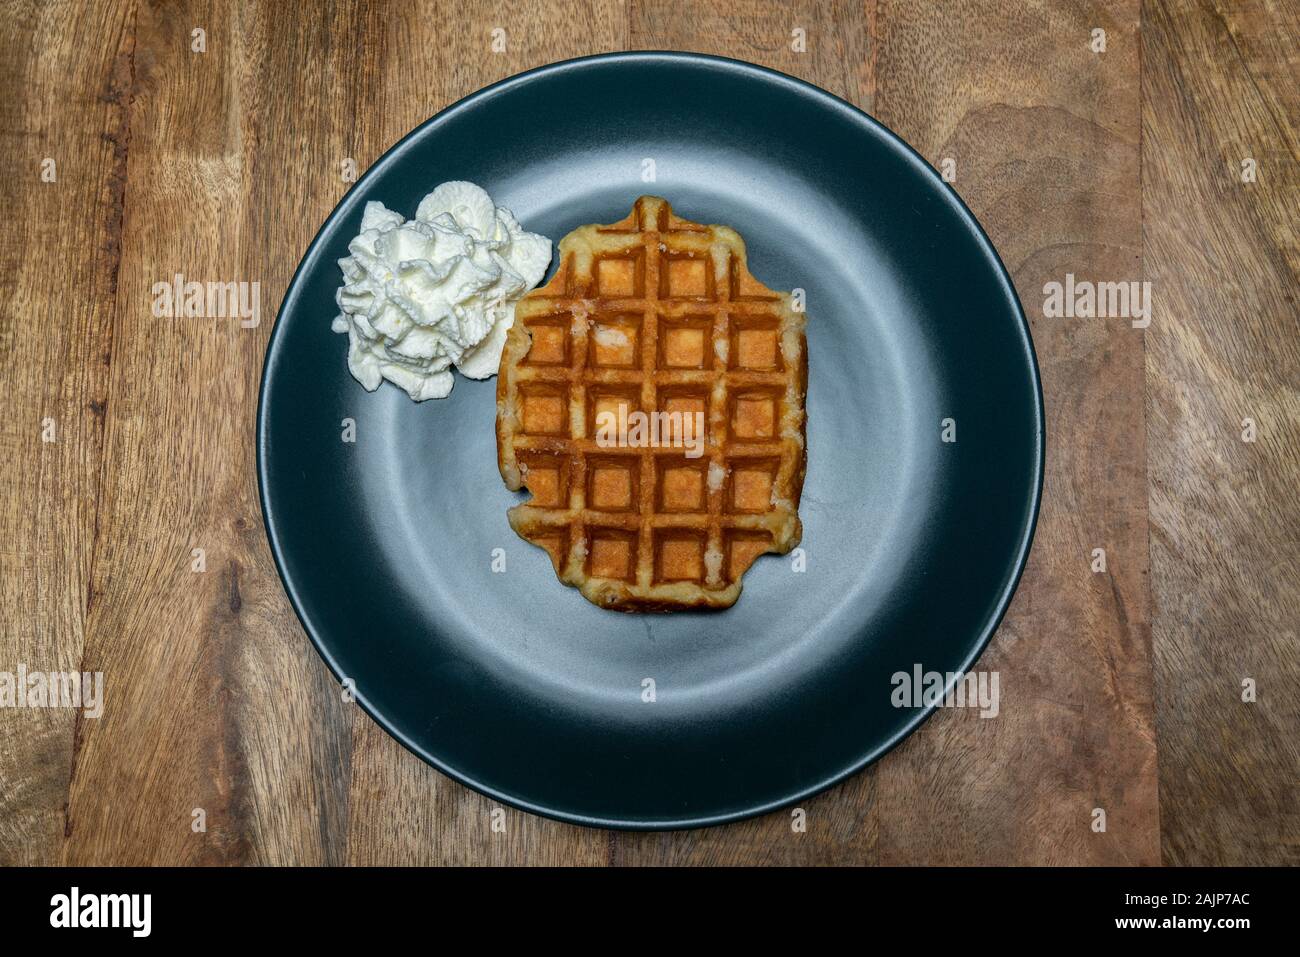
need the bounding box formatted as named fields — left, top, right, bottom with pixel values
left=496, top=196, right=807, bottom=611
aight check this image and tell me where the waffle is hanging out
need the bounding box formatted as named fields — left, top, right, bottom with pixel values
left=496, top=196, right=807, bottom=611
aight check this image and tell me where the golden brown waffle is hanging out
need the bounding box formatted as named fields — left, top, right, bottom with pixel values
left=496, top=196, right=807, bottom=611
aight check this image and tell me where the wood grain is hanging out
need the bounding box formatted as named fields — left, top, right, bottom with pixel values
left=0, top=0, right=132, bottom=865
left=59, top=0, right=357, bottom=865
left=0, top=0, right=1294, bottom=865
left=872, top=0, right=1159, bottom=866
left=1142, top=0, right=1299, bottom=866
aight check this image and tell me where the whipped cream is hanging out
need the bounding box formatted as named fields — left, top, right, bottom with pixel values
left=331, top=181, right=551, bottom=400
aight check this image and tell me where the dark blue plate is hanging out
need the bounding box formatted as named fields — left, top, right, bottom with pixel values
left=258, top=52, right=1043, bottom=829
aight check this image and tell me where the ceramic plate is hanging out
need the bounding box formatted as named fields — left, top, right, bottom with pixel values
left=257, top=52, right=1044, bottom=829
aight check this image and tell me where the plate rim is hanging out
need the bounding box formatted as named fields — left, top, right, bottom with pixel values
left=256, top=50, right=1046, bottom=831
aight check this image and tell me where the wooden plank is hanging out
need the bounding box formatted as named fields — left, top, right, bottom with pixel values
left=61, top=0, right=385, bottom=865
left=870, top=0, right=1159, bottom=864
left=0, top=0, right=133, bottom=865
left=629, top=0, right=875, bottom=111
left=1142, top=0, right=1300, bottom=866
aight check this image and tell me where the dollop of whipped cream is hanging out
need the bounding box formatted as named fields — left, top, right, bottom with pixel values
left=330, top=181, right=551, bottom=400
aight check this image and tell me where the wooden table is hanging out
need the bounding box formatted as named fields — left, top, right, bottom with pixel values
left=2, top=0, right=1295, bottom=865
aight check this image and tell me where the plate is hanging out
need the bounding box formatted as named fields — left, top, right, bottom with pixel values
left=257, top=52, right=1044, bottom=829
